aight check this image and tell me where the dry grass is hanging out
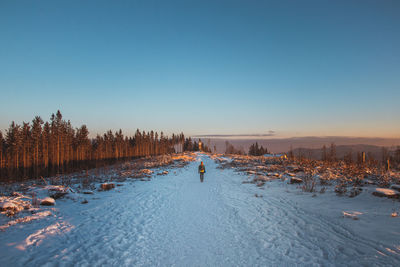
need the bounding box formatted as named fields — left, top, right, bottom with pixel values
left=215, top=153, right=400, bottom=198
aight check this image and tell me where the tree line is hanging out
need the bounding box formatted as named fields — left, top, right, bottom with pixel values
left=182, top=138, right=212, bottom=153
left=321, top=143, right=400, bottom=168
left=225, top=141, right=245, bottom=155
left=248, top=142, right=268, bottom=156
left=0, top=111, right=192, bottom=181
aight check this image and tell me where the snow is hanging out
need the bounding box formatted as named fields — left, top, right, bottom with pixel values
left=0, top=153, right=399, bottom=266
left=0, top=211, right=52, bottom=231
left=263, top=153, right=286, bottom=158
left=15, top=221, right=74, bottom=251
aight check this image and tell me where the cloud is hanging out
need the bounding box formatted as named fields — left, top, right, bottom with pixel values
left=192, top=132, right=276, bottom=138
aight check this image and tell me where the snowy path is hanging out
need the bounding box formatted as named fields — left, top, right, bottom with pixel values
left=1, top=154, right=400, bottom=266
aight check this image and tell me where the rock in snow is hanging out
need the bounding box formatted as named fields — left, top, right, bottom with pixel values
left=372, top=188, right=400, bottom=199
left=0, top=201, right=23, bottom=212
left=40, top=197, right=56, bottom=206
left=101, top=183, right=115, bottom=190
left=290, top=177, right=303, bottom=184
left=342, top=211, right=362, bottom=220
left=0, top=196, right=31, bottom=215
left=50, top=191, right=68, bottom=199
left=141, top=169, right=153, bottom=175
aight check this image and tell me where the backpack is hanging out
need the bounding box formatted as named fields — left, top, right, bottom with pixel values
left=199, top=165, right=205, bottom=173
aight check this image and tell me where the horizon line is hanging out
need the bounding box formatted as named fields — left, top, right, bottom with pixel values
left=190, top=135, right=400, bottom=140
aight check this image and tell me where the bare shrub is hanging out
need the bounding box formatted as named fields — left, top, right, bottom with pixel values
left=302, top=172, right=316, bottom=192
left=320, top=178, right=331, bottom=186
left=377, top=172, right=391, bottom=187
left=348, top=187, right=362, bottom=198
left=335, top=182, right=347, bottom=196
left=319, top=187, right=326, bottom=194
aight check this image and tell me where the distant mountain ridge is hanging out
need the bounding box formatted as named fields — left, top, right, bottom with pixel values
left=194, top=136, right=400, bottom=154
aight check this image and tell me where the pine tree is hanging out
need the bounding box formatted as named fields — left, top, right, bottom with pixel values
left=21, top=122, right=31, bottom=176
left=0, top=131, right=4, bottom=172
left=31, top=116, right=43, bottom=176
left=0, top=111, right=180, bottom=181
left=6, top=122, right=22, bottom=175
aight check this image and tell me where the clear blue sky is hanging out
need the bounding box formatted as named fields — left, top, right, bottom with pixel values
left=1, top=0, right=399, bottom=138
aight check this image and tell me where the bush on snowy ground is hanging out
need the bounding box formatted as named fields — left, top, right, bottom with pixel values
left=301, top=174, right=316, bottom=192
left=335, top=182, right=348, bottom=196
left=0, top=201, right=25, bottom=216
left=348, top=187, right=363, bottom=198
left=0, top=196, right=32, bottom=216
left=377, top=173, right=391, bottom=188
left=297, top=168, right=317, bottom=192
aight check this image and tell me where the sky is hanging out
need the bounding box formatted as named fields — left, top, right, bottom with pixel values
left=0, top=0, right=399, bottom=139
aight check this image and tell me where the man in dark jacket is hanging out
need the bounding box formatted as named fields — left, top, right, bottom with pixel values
left=198, top=161, right=206, bottom=182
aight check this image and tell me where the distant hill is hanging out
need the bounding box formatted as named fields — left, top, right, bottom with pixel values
left=192, top=136, right=400, bottom=155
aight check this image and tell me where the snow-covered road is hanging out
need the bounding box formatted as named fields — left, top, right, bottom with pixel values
left=1, top=154, right=400, bottom=266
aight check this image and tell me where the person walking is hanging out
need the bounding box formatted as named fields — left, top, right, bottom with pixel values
left=198, top=161, right=206, bottom=182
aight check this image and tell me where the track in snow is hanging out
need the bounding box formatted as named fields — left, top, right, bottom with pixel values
left=1, top=154, right=399, bottom=266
